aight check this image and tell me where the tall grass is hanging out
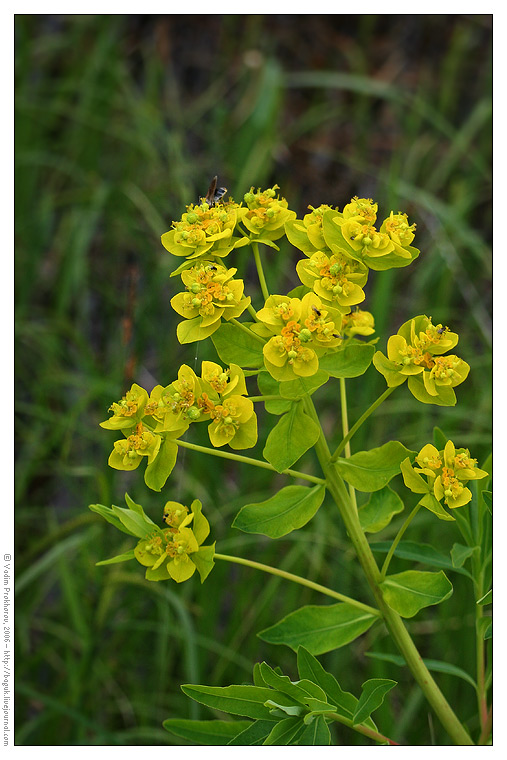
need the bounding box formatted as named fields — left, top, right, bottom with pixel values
left=15, top=15, right=491, bottom=745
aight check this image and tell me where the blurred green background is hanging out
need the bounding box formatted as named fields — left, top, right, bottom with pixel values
left=15, top=14, right=492, bottom=745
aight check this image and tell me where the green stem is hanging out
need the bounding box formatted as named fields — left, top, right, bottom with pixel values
left=214, top=553, right=380, bottom=617
left=327, top=712, right=399, bottom=745
left=380, top=503, right=422, bottom=581
left=330, top=386, right=396, bottom=462
left=339, top=377, right=357, bottom=511
left=246, top=302, right=261, bottom=322
left=477, top=705, right=492, bottom=745
left=175, top=439, right=326, bottom=486
left=230, top=318, right=266, bottom=344
left=251, top=241, right=270, bottom=302
left=304, top=396, right=474, bottom=745
left=472, top=562, right=488, bottom=731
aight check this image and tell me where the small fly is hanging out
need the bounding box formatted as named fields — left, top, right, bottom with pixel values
left=202, top=176, right=227, bottom=207
left=312, top=306, right=322, bottom=317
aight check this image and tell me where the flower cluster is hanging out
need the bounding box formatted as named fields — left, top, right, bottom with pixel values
left=161, top=199, right=249, bottom=264
left=341, top=309, right=375, bottom=337
left=295, top=250, right=368, bottom=312
left=135, top=499, right=215, bottom=583
left=241, top=185, right=296, bottom=241
left=401, top=440, right=488, bottom=512
left=170, top=261, right=250, bottom=343
left=286, top=196, right=419, bottom=272
left=255, top=292, right=342, bottom=381
left=101, top=363, right=258, bottom=486
left=373, top=315, right=469, bottom=406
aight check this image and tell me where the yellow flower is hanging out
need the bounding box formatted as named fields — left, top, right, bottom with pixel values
left=373, top=315, right=469, bottom=406
left=135, top=500, right=215, bottom=583
left=200, top=361, right=248, bottom=399
left=342, top=196, right=378, bottom=223
left=207, top=395, right=258, bottom=450
left=296, top=250, right=368, bottom=312
left=241, top=185, right=296, bottom=241
left=341, top=309, right=375, bottom=337
left=161, top=200, right=249, bottom=261
left=170, top=261, right=251, bottom=343
left=144, top=365, right=205, bottom=431
left=108, top=423, right=162, bottom=471
left=257, top=292, right=343, bottom=381
left=285, top=204, right=337, bottom=255
left=100, top=383, right=149, bottom=430
left=380, top=211, right=416, bottom=249
left=402, top=440, right=488, bottom=511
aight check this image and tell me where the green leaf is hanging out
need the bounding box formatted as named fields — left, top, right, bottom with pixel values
left=180, top=684, right=280, bottom=721
left=227, top=720, right=274, bottom=745
left=263, top=403, right=320, bottom=472
left=162, top=718, right=251, bottom=745
left=258, top=663, right=329, bottom=707
left=296, top=647, right=378, bottom=730
left=88, top=503, right=138, bottom=536
left=318, top=343, right=374, bottom=378
left=380, top=570, right=453, bottom=618
left=212, top=322, right=265, bottom=368
left=407, top=375, right=456, bottom=406
left=482, top=490, right=492, bottom=514
left=263, top=717, right=305, bottom=745
left=450, top=543, right=478, bottom=569
left=419, top=493, right=455, bottom=521
left=432, top=426, right=448, bottom=450
left=477, top=589, right=492, bottom=605
left=191, top=543, right=216, bottom=583
left=96, top=550, right=136, bottom=566
left=257, top=372, right=293, bottom=415
left=110, top=505, right=159, bottom=539
left=233, top=484, right=326, bottom=539
left=358, top=486, right=404, bottom=533
left=297, top=715, right=331, bottom=745
left=484, top=622, right=492, bottom=640
left=352, top=679, right=397, bottom=725
left=144, top=437, right=178, bottom=492
left=258, top=603, right=377, bottom=655
left=365, top=652, right=477, bottom=690
left=279, top=371, right=329, bottom=399
left=334, top=441, right=415, bottom=492
left=370, top=540, right=471, bottom=577
left=124, top=493, right=144, bottom=515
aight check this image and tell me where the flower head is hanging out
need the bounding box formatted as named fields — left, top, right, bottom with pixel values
left=296, top=250, right=368, bottom=312
left=171, top=261, right=250, bottom=343
left=402, top=440, right=488, bottom=511
left=135, top=499, right=215, bottom=582
left=144, top=365, right=205, bottom=431
left=161, top=200, right=249, bottom=262
left=108, top=423, right=162, bottom=471
left=207, top=395, right=258, bottom=450
left=257, top=292, right=343, bottom=381
left=241, top=185, right=296, bottom=241
left=341, top=309, right=375, bottom=337
left=373, top=315, right=469, bottom=406
left=100, top=383, right=149, bottom=431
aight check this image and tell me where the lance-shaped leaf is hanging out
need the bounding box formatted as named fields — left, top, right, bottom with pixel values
left=110, top=505, right=160, bottom=539
left=258, top=663, right=330, bottom=707
left=144, top=437, right=178, bottom=492
left=296, top=647, right=377, bottom=730
left=227, top=720, right=274, bottom=745
left=380, top=570, right=453, bottom=618
left=96, top=550, right=136, bottom=566
left=162, top=718, right=251, bottom=745
left=263, top=717, right=306, bottom=745
left=233, top=484, right=326, bottom=539
left=318, top=343, right=375, bottom=378
left=352, top=679, right=397, bottom=725
left=258, top=603, right=377, bottom=655
left=89, top=503, right=138, bottom=536
left=477, top=589, right=492, bottom=605
left=334, top=441, right=415, bottom=492
left=418, top=493, right=455, bottom=522
left=212, top=322, right=265, bottom=368
left=371, top=540, right=471, bottom=578
left=297, top=715, right=331, bottom=745
left=263, top=403, right=320, bottom=472
left=180, top=684, right=281, bottom=721
left=358, top=486, right=404, bottom=533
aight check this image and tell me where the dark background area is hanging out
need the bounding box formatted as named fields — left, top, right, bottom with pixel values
left=15, top=14, right=492, bottom=745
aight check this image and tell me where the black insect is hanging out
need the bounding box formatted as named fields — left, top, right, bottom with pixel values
left=312, top=306, right=322, bottom=317
left=202, top=176, right=227, bottom=207
left=437, top=326, right=449, bottom=335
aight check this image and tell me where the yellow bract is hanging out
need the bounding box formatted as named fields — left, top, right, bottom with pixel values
left=161, top=200, right=248, bottom=261
left=241, top=185, right=296, bottom=240
left=296, top=251, right=368, bottom=312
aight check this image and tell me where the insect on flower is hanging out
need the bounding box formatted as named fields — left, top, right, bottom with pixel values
left=202, top=176, right=227, bottom=207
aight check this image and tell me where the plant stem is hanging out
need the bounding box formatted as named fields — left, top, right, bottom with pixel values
left=214, top=553, right=380, bottom=617
left=477, top=705, right=492, bottom=745
left=304, top=395, right=474, bottom=745
left=251, top=241, right=270, bottom=302
left=380, top=503, right=422, bottom=581
left=339, top=377, right=357, bottom=510
left=229, top=318, right=266, bottom=344
left=175, top=439, right=326, bottom=486
left=246, top=302, right=261, bottom=322
left=472, top=561, right=489, bottom=732
left=330, top=386, right=396, bottom=462
left=327, top=712, right=399, bottom=745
